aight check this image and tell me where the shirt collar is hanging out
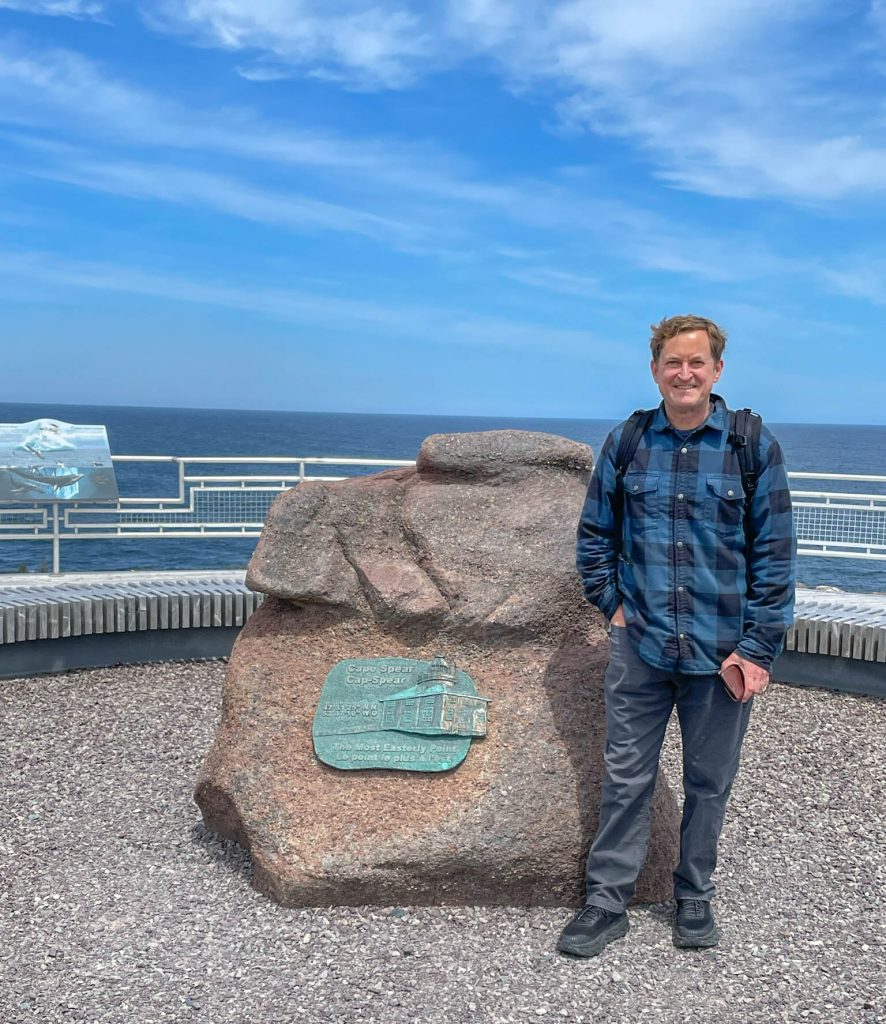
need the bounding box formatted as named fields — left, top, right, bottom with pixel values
left=650, top=393, right=728, bottom=435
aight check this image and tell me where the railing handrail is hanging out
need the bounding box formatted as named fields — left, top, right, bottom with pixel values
left=788, top=471, right=886, bottom=483
left=106, top=458, right=886, bottom=482
left=111, top=455, right=416, bottom=466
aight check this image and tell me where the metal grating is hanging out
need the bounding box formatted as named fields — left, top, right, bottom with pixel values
left=794, top=504, right=886, bottom=554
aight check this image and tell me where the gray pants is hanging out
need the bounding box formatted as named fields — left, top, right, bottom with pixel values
left=584, top=625, right=752, bottom=912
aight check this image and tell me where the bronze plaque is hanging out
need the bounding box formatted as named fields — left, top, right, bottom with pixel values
left=312, top=656, right=489, bottom=772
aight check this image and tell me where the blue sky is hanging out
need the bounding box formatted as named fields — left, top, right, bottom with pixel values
left=2, top=1, right=886, bottom=421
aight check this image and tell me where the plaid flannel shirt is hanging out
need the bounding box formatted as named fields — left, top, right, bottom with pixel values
left=576, top=395, right=796, bottom=675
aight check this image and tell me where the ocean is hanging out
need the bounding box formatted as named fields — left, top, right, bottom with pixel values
left=1, top=402, right=884, bottom=593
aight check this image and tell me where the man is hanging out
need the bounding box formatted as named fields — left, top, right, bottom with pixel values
left=558, top=314, right=795, bottom=958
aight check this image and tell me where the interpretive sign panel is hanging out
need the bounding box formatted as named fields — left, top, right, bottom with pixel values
left=0, top=419, right=118, bottom=502
left=312, top=656, right=490, bottom=772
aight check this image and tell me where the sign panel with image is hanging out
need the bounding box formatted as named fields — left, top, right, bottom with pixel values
left=0, top=419, right=119, bottom=502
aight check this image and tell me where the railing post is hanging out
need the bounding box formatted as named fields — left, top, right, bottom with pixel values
left=51, top=502, right=61, bottom=575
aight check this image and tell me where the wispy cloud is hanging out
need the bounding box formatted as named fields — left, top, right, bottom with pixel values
left=0, top=248, right=629, bottom=360
left=17, top=143, right=446, bottom=248
left=132, top=1, right=886, bottom=204
left=501, top=266, right=607, bottom=299
left=817, top=259, right=886, bottom=306
left=0, top=37, right=767, bottom=277
left=870, top=0, right=886, bottom=35
left=0, top=37, right=510, bottom=203
left=0, top=32, right=864, bottom=298
left=144, top=0, right=433, bottom=89
left=0, top=0, right=106, bottom=18
left=459, top=0, right=886, bottom=202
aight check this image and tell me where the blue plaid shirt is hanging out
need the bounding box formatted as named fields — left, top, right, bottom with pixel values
left=576, top=396, right=796, bottom=674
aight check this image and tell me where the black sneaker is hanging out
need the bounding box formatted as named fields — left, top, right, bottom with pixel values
left=673, top=898, right=720, bottom=948
left=556, top=905, right=629, bottom=958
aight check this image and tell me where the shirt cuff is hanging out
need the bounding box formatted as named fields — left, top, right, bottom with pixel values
left=734, top=641, right=773, bottom=672
left=591, top=585, right=621, bottom=622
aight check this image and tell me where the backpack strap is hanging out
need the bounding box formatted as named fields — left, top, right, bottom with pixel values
left=727, top=408, right=762, bottom=503
left=612, top=408, right=655, bottom=550
left=615, top=409, right=655, bottom=479
left=728, top=407, right=763, bottom=590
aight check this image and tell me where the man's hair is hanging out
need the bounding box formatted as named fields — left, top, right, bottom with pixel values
left=649, top=315, right=727, bottom=362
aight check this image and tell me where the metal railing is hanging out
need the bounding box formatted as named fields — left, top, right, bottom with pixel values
left=0, top=455, right=415, bottom=573
left=791, top=472, right=886, bottom=561
left=1, top=458, right=885, bottom=573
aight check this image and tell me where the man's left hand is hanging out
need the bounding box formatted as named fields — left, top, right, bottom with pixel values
left=720, top=651, right=770, bottom=702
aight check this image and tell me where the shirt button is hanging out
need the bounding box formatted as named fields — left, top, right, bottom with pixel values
left=676, top=541, right=684, bottom=548
left=680, top=447, right=688, bottom=454
left=727, top=489, right=734, bottom=497
left=677, top=493, right=685, bottom=500
left=633, top=484, right=639, bottom=491
left=677, top=586, right=684, bottom=592
left=679, top=633, right=686, bottom=640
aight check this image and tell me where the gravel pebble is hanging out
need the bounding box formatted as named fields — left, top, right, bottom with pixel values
left=2, top=660, right=885, bottom=1024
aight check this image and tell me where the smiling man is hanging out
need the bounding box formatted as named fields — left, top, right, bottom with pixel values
left=558, top=314, right=796, bottom=958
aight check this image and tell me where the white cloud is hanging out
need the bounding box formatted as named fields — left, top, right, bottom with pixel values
left=0, top=248, right=626, bottom=359
left=0, top=39, right=738, bottom=270
left=0, top=35, right=859, bottom=291
left=818, top=260, right=886, bottom=305
left=21, top=147, right=442, bottom=248
left=0, top=38, right=508, bottom=202
left=234, top=62, right=294, bottom=82
left=129, top=0, right=886, bottom=204
left=144, top=0, right=433, bottom=88
left=501, top=266, right=606, bottom=299
left=0, top=41, right=174, bottom=135
left=0, top=0, right=106, bottom=16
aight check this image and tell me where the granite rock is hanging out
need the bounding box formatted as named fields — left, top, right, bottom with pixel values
left=197, top=430, right=682, bottom=906
left=246, top=430, right=596, bottom=643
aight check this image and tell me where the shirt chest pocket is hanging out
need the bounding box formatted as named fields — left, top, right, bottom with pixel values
left=623, top=472, right=661, bottom=531
left=704, top=475, right=746, bottom=537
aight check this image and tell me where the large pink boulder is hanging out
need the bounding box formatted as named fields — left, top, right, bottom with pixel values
left=196, top=430, right=680, bottom=905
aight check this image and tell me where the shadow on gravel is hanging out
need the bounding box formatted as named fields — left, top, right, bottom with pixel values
left=644, top=900, right=676, bottom=925
left=191, top=820, right=255, bottom=884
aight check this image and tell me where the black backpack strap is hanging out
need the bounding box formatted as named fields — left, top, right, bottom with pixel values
left=615, top=409, right=654, bottom=479
left=612, top=408, right=655, bottom=550
left=727, top=408, right=762, bottom=500
left=728, top=407, right=763, bottom=590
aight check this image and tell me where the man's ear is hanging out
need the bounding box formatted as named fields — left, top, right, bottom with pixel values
left=714, top=359, right=724, bottom=381
left=650, top=357, right=659, bottom=382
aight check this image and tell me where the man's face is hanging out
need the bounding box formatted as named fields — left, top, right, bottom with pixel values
left=651, top=329, right=723, bottom=420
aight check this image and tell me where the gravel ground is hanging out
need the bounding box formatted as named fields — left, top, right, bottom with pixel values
left=2, top=660, right=885, bottom=1024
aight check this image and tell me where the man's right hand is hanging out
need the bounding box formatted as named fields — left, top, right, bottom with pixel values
left=611, top=604, right=626, bottom=627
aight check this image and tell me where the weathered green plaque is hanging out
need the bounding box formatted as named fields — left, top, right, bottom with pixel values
left=312, top=656, right=490, bottom=772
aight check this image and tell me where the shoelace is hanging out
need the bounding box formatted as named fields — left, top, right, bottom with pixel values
left=679, top=899, right=706, bottom=919
left=577, top=905, right=610, bottom=922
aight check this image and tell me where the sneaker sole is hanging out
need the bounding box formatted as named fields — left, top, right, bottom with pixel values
left=556, top=916, right=630, bottom=958
left=672, top=923, right=720, bottom=949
